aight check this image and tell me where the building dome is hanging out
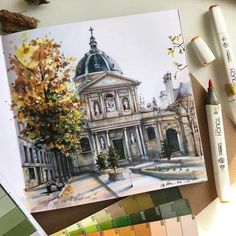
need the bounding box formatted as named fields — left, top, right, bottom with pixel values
left=75, top=27, right=123, bottom=78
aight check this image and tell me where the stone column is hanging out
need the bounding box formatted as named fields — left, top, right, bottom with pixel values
left=135, top=126, right=144, bottom=156
left=157, top=121, right=163, bottom=140
left=177, top=132, right=184, bottom=153
left=134, top=87, right=139, bottom=111
left=91, top=133, right=98, bottom=158
left=99, top=93, right=106, bottom=118
left=95, top=132, right=100, bottom=153
left=89, top=96, right=95, bottom=119
left=86, top=96, right=92, bottom=120
left=128, top=88, right=134, bottom=112
left=124, top=128, right=131, bottom=158
left=138, top=125, right=147, bottom=156
left=106, top=130, right=111, bottom=147
left=115, top=90, right=121, bottom=113
left=131, top=88, right=138, bottom=112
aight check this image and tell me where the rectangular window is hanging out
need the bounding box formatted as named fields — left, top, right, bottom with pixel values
left=47, top=154, right=50, bottom=164
left=36, top=150, right=40, bottom=163
left=193, top=121, right=199, bottom=133
left=50, top=170, right=53, bottom=179
left=29, top=147, right=34, bottom=163
left=146, top=127, right=156, bottom=140
left=40, top=151, right=43, bottom=163
left=23, top=145, right=28, bottom=163
left=28, top=168, right=36, bottom=180
left=44, top=170, right=48, bottom=182
left=80, top=138, right=91, bottom=152
left=44, top=153, right=47, bottom=164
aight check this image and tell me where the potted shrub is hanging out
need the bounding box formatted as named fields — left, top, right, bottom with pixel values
left=160, top=138, right=172, bottom=160
left=107, top=146, right=123, bottom=181
left=96, top=151, right=108, bottom=174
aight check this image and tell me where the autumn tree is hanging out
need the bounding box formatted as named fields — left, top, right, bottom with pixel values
left=10, top=36, right=83, bottom=177
left=167, top=34, right=187, bottom=79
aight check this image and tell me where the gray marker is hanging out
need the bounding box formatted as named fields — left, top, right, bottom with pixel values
left=206, top=79, right=231, bottom=202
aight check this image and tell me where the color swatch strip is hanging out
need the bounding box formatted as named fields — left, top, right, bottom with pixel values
left=52, top=188, right=182, bottom=236
left=85, top=214, right=199, bottom=236
left=82, top=198, right=191, bottom=235
left=0, top=184, right=38, bottom=236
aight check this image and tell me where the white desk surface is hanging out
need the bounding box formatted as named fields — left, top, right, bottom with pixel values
left=1, top=0, right=236, bottom=235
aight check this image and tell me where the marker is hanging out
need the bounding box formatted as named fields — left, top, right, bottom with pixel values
left=209, top=5, right=236, bottom=125
left=206, top=79, right=231, bottom=202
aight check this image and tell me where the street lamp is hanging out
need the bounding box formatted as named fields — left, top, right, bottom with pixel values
left=128, top=157, right=134, bottom=166
left=129, top=172, right=133, bottom=187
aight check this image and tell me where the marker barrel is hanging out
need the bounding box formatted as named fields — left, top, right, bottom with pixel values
left=210, top=5, right=236, bottom=124
left=215, top=30, right=236, bottom=96
left=210, top=5, right=236, bottom=85
left=206, top=104, right=231, bottom=202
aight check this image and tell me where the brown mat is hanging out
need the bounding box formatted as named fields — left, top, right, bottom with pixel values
left=32, top=77, right=236, bottom=235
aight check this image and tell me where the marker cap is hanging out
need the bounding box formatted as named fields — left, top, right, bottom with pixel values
left=209, top=5, right=227, bottom=33
left=191, top=36, right=215, bottom=66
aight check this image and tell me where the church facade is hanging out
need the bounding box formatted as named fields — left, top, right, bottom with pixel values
left=72, top=28, right=200, bottom=172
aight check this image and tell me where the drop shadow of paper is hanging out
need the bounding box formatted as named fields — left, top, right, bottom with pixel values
left=180, top=75, right=236, bottom=215
left=32, top=197, right=120, bottom=234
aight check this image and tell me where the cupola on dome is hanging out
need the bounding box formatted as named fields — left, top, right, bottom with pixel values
left=75, top=27, right=123, bottom=78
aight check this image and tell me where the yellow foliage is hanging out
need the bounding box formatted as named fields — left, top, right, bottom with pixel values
left=10, top=36, right=83, bottom=156
left=61, top=184, right=73, bottom=197
left=168, top=49, right=174, bottom=57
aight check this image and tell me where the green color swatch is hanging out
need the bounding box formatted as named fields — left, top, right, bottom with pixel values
left=143, top=206, right=162, bottom=222
left=175, top=199, right=192, bottom=216
left=0, top=184, right=37, bottom=236
left=129, top=212, right=144, bottom=225
left=99, top=220, right=113, bottom=231
left=5, top=219, right=36, bottom=236
left=112, top=215, right=131, bottom=228
left=53, top=187, right=182, bottom=236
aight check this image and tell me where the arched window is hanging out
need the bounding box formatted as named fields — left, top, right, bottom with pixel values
left=146, top=127, right=156, bottom=140
left=80, top=138, right=91, bottom=152
left=104, top=94, right=116, bottom=112
left=166, top=128, right=180, bottom=152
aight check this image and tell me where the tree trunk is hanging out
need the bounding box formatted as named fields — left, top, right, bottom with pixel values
left=187, top=115, right=198, bottom=156
left=54, top=150, right=62, bottom=179
left=191, top=131, right=198, bottom=156
left=65, top=157, right=71, bottom=178
left=113, top=166, right=117, bottom=177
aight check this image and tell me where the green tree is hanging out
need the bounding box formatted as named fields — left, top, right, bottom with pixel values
left=160, top=138, right=172, bottom=160
left=107, top=146, right=120, bottom=176
left=10, top=36, right=83, bottom=177
left=96, top=151, right=108, bottom=171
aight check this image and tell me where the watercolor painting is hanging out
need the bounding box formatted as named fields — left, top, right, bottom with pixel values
left=2, top=9, right=207, bottom=212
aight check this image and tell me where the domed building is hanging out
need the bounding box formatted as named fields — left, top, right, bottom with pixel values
left=75, top=28, right=122, bottom=79
left=72, top=28, right=194, bottom=173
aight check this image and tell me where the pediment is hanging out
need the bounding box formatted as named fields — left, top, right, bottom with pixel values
left=91, top=75, right=136, bottom=87
left=79, top=73, right=140, bottom=92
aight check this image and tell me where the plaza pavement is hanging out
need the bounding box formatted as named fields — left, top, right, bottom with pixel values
left=25, top=159, right=207, bottom=212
